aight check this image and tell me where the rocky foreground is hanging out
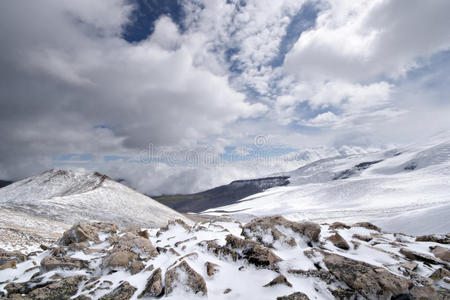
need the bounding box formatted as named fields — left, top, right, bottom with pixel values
left=0, top=217, right=449, bottom=299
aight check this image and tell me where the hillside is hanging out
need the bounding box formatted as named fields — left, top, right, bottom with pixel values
left=204, top=137, right=450, bottom=235
left=0, top=169, right=191, bottom=249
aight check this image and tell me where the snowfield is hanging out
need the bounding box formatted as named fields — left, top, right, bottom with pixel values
left=205, top=137, right=450, bottom=235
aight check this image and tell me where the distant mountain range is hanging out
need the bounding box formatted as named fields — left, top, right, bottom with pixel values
left=0, top=180, right=12, bottom=188
left=152, top=176, right=290, bottom=213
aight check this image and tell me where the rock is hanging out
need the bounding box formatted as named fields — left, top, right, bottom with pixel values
left=164, top=260, right=207, bottom=296
left=352, top=234, right=372, bottom=242
left=288, top=269, right=334, bottom=285
left=59, top=222, right=118, bottom=246
left=416, top=234, right=450, bottom=244
left=277, top=291, right=310, bottom=300
left=138, top=268, right=163, bottom=298
left=130, top=260, right=145, bottom=275
left=225, top=234, right=282, bottom=271
left=0, top=260, right=17, bottom=270
left=73, top=295, right=92, bottom=300
left=430, top=245, right=450, bottom=262
left=99, top=281, right=137, bottom=300
left=157, top=219, right=192, bottom=237
left=205, top=261, right=219, bottom=277
left=409, top=285, right=439, bottom=299
left=198, top=239, right=241, bottom=261
left=323, top=252, right=411, bottom=298
left=174, top=237, right=197, bottom=248
left=0, top=248, right=27, bottom=269
left=429, top=268, right=450, bottom=281
left=40, top=255, right=89, bottom=272
left=113, top=233, right=158, bottom=259
left=137, top=230, right=149, bottom=239
left=327, top=233, right=350, bottom=250
left=400, top=261, right=418, bottom=271
left=242, top=216, right=320, bottom=247
left=330, top=288, right=357, bottom=299
left=68, top=241, right=90, bottom=251
left=329, top=222, right=350, bottom=230
left=400, top=248, right=442, bottom=265
left=224, top=288, right=232, bottom=294
left=26, top=275, right=86, bottom=300
left=263, top=275, right=292, bottom=287
left=352, top=222, right=381, bottom=232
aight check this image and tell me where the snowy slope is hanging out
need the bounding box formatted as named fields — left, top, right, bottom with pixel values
left=0, top=169, right=191, bottom=237
left=205, top=138, right=450, bottom=235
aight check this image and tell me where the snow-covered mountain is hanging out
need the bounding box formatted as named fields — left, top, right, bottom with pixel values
left=0, top=169, right=191, bottom=246
left=205, top=137, right=450, bottom=235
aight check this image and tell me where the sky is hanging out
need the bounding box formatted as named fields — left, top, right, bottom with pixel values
left=0, top=0, right=449, bottom=195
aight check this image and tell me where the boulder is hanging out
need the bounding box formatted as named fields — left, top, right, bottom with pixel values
left=329, top=222, right=350, bottom=230
left=165, top=260, right=207, bottom=296
left=263, top=275, right=292, bottom=288
left=205, top=261, right=219, bottom=277
left=242, top=216, right=320, bottom=247
left=198, top=239, right=241, bottom=261
left=99, top=281, right=137, bottom=300
left=225, top=234, right=282, bottom=271
left=277, top=292, right=310, bottom=300
left=323, top=252, right=411, bottom=298
left=400, top=248, right=442, bottom=265
left=430, top=245, right=450, bottom=262
left=113, top=232, right=158, bottom=259
left=25, top=275, right=86, bottom=300
left=352, top=222, right=381, bottom=232
left=0, top=248, right=27, bottom=270
left=138, top=268, right=163, bottom=298
left=429, top=268, right=450, bottom=281
left=416, top=234, right=450, bottom=244
left=327, top=233, right=350, bottom=250
left=59, top=222, right=118, bottom=246
left=352, top=234, right=372, bottom=242
left=157, top=219, right=192, bottom=237
left=40, top=255, right=89, bottom=272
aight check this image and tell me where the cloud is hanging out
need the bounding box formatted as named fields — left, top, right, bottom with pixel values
left=0, top=0, right=266, bottom=180
left=284, top=0, right=450, bottom=81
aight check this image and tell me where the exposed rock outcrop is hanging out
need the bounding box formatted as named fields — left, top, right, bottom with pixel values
left=164, top=260, right=207, bottom=296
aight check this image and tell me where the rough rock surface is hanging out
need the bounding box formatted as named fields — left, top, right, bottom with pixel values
left=416, top=234, right=450, bottom=244
left=59, top=222, right=118, bottom=246
left=327, top=232, right=350, bottom=250
left=323, top=252, right=411, bottom=298
left=277, top=291, right=310, bottom=300
left=242, top=216, right=320, bottom=247
left=225, top=234, right=282, bottom=270
left=112, top=232, right=158, bottom=259
left=205, top=261, right=219, bottom=277
left=352, top=222, right=381, bottom=232
left=40, top=254, right=89, bottom=272
left=138, top=268, right=163, bottom=298
left=164, top=260, right=207, bottom=296
left=98, top=281, right=137, bottom=300
left=430, top=245, right=450, bottom=262
left=12, top=275, right=86, bottom=300
left=263, top=275, right=293, bottom=287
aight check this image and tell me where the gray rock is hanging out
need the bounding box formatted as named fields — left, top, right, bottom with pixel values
left=26, top=275, right=86, bottom=300
left=99, top=281, right=137, bottom=300
left=263, top=275, right=292, bottom=287
left=58, top=222, right=118, bottom=246
left=352, top=234, right=372, bottom=242
left=242, top=216, right=320, bottom=247
left=327, top=233, right=350, bottom=250
left=164, top=260, right=207, bottom=296
left=430, top=245, right=450, bottom=262
left=277, top=291, right=310, bottom=300
left=323, top=252, right=411, bottom=298
left=225, top=234, right=282, bottom=271
left=416, top=234, right=450, bottom=244
left=113, top=233, right=158, bottom=259
left=40, top=255, right=89, bottom=272
left=400, top=248, right=443, bottom=265
left=352, top=222, right=381, bottom=232
left=138, top=268, right=163, bottom=298
left=329, top=222, right=350, bottom=230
